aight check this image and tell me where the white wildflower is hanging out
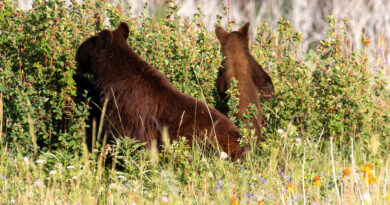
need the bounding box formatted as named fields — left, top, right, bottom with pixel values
left=220, top=152, right=228, bottom=160
left=162, top=196, right=169, bottom=202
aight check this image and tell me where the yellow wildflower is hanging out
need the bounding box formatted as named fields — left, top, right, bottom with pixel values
left=386, top=194, right=390, bottom=201
left=343, top=168, right=351, bottom=179
left=364, top=38, right=371, bottom=46
left=230, top=196, right=239, bottom=205
left=287, top=183, right=296, bottom=193
left=361, top=170, right=377, bottom=185
left=313, top=176, right=322, bottom=187
left=361, top=163, right=374, bottom=172
left=257, top=200, right=265, bottom=205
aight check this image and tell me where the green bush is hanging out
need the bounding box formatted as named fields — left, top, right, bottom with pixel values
left=0, top=0, right=389, bottom=160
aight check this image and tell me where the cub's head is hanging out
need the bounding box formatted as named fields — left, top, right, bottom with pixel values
left=215, top=22, right=250, bottom=52
left=75, top=22, right=130, bottom=74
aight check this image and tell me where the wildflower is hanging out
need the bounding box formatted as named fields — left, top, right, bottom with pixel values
left=66, top=165, right=74, bottom=169
left=261, top=178, right=267, bottom=184
left=72, top=176, right=77, bottom=180
left=49, top=170, right=57, bottom=175
left=250, top=183, right=254, bottom=188
left=220, top=151, right=228, bottom=160
left=313, top=176, right=321, bottom=187
left=34, top=179, right=41, bottom=186
left=343, top=168, right=351, bottom=179
left=36, top=160, right=46, bottom=164
left=230, top=196, right=239, bottom=205
left=161, top=196, right=169, bottom=202
left=287, top=183, right=296, bottom=193
left=217, top=180, right=223, bottom=188
left=215, top=187, right=221, bottom=193
left=118, top=175, right=126, bottom=180
left=277, top=129, right=284, bottom=133
left=240, top=166, right=244, bottom=171
left=292, top=198, right=297, bottom=203
left=361, top=167, right=377, bottom=185
left=361, top=164, right=374, bottom=172
left=364, top=38, right=370, bottom=46
left=279, top=171, right=284, bottom=177
left=246, top=192, right=252, bottom=198
left=257, top=200, right=265, bottom=205
left=0, top=175, right=5, bottom=179
left=296, top=138, right=302, bottom=142
left=386, top=194, right=390, bottom=201
left=285, top=174, right=291, bottom=181
left=228, top=182, right=232, bottom=188
left=374, top=65, right=379, bottom=73
left=23, top=157, right=29, bottom=163
left=10, top=199, right=16, bottom=203
left=379, top=48, right=384, bottom=55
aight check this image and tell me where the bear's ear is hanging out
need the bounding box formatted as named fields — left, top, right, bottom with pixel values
left=238, top=22, right=250, bottom=40
left=97, top=29, right=113, bottom=48
left=116, top=22, right=130, bottom=39
left=215, top=26, right=229, bottom=45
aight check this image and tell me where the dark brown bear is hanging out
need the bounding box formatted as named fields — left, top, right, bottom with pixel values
left=215, top=22, right=274, bottom=141
left=75, top=22, right=244, bottom=159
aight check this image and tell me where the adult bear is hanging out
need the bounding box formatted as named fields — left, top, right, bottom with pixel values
left=75, top=22, right=244, bottom=159
left=215, top=23, right=274, bottom=141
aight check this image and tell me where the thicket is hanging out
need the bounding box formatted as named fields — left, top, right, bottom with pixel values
left=1, top=0, right=389, bottom=160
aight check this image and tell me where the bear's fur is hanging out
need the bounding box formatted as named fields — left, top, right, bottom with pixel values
left=215, top=22, right=274, bottom=141
left=75, top=22, right=244, bottom=159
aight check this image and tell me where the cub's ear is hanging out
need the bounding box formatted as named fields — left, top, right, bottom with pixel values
left=116, top=22, right=129, bottom=39
left=238, top=22, right=250, bottom=40
left=215, top=26, right=229, bottom=45
left=97, top=29, right=113, bottom=48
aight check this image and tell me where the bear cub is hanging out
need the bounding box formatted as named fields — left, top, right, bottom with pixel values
left=215, top=22, right=274, bottom=141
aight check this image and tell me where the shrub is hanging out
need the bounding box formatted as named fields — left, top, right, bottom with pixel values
left=0, top=0, right=388, bottom=159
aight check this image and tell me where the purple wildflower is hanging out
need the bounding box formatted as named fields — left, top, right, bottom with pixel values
left=240, top=166, right=244, bottom=171
left=246, top=192, right=252, bottom=198
left=217, top=180, right=223, bottom=188
left=292, top=198, right=297, bottom=203
left=280, top=171, right=284, bottom=177
left=298, top=194, right=302, bottom=199
left=379, top=48, right=384, bottom=55
left=286, top=174, right=290, bottom=181
left=215, top=187, right=221, bottom=193
left=374, top=65, right=379, bottom=73
left=0, top=175, right=5, bottom=179
left=261, top=178, right=267, bottom=184
left=228, top=182, right=232, bottom=188
left=250, top=183, right=254, bottom=188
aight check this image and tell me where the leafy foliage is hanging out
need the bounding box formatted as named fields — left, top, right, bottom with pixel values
left=1, top=0, right=389, bottom=160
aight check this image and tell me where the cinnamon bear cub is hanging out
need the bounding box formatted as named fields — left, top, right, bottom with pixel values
left=75, top=22, right=244, bottom=159
left=215, top=22, right=274, bottom=141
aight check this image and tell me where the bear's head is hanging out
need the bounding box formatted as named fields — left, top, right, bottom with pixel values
left=75, top=22, right=130, bottom=74
left=215, top=22, right=250, bottom=52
